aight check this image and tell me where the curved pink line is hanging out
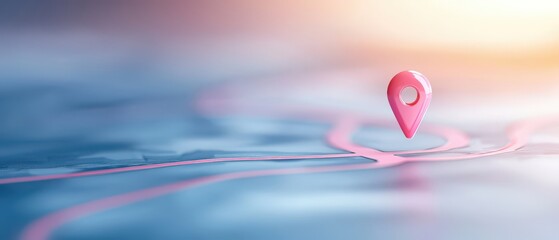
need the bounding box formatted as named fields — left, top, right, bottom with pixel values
left=326, top=117, right=404, bottom=160
left=397, top=124, right=470, bottom=154
left=20, top=161, right=401, bottom=240
left=14, top=68, right=559, bottom=240
left=0, top=111, right=464, bottom=186
left=19, top=116, right=557, bottom=240
left=335, top=116, right=559, bottom=162
left=11, top=115, right=420, bottom=240
left=409, top=116, right=559, bottom=161
left=0, top=154, right=356, bottom=185
left=0, top=115, right=463, bottom=185
left=15, top=70, right=559, bottom=239
left=327, top=117, right=470, bottom=159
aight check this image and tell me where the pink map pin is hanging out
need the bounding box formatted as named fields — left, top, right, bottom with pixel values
left=387, top=70, right=432, bottom=139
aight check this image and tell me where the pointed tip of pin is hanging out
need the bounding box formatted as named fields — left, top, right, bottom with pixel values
left=403, top=132, right=415, bottom=139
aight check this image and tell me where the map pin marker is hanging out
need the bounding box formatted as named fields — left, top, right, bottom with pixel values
left=387, top=70, right=432, bottom=139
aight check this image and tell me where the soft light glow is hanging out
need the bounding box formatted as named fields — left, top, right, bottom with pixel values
left=345, top=0, right=559, bottom=52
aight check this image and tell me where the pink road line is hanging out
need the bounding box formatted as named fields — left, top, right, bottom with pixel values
left=409, top=116, right=559, bottom=162
left=1, top=111, right=554, bottom=186
left=17, top=113, right=558, bottom=240
left=325, top=117, right=404, bottom=160
left=20, top=116, right=558, bottom=240
left=15, top=114, right=445, bottom=240
left=20, top=160, right=403, bottom=240
left=0, top=154, right=356, bottom=185
left=0, top=114, right=464, bottom=185
left=15, top=68, right=559, bottom=240
left=196, top=100, right=471, bottom=156
left=331, top=115, right=559, bottom=163
left=327, top=117, right=470, bottom=158
left=0, top=106, right=359, bottom=186
left=395, top=124, right=470, bottom=155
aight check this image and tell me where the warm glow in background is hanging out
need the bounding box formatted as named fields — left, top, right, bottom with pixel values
left=1, top=0, right=558, bottom=119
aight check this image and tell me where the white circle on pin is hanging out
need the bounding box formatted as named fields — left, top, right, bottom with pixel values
left=400, top=86, right=419, bottom=105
